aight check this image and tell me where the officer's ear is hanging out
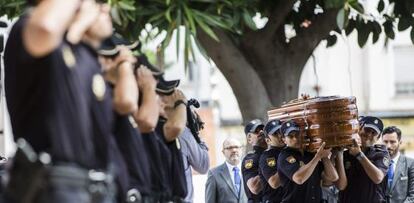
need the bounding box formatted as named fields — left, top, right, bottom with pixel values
left=246, top=133, right=252, bottom=141
left=265, top=137, right=271, bottom=144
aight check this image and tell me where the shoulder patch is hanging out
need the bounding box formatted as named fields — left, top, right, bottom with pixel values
left=267, top=157, right=276, bottom=167
left=245, top=159, right=254, bottom=169
left=383, top=157, right=390, bottom=167
left=286, top=156, right=296, bottom=164
left=92, top=74, right=106, bottom=101
left=62, top=45, right=76, bottom=68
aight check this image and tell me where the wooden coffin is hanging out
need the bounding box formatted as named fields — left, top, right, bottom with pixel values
left=267, top=96, right=359, bottom=152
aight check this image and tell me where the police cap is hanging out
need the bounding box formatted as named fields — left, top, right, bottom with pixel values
left=264, top=119, right=283, bottom=137
left=244, top=119, right=264, bottom=136
left=280, top=120, right=300, bottom=137
left=359, top=116, right=383, bottom=135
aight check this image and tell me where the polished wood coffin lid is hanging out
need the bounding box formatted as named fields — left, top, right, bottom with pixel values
left=268, top=96, right=359, bottom=152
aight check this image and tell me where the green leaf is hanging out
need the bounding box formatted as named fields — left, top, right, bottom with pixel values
left=378, top=0, right=385, bottom=13
left=383, top=20, right=395, bottom=40
left=176, top=9, right=182, bottom=60
left=398, top=18, right=411, bottom=31
left=349, top=2, right=364, bottom=14
left=183, top=5, right=196, bottom=34
left=324, top=0, right=345, bottom=9
left=165, top=7, right=172, bottom=23
left=193, top=13, right=219, bottom=41
left=118, top=1, right=135, bottom=11
left=410, top=28, right=414, bottom=44
left=369, top=21, right=381, bottom=43
left=192, top=10, right=230, bottom=30
left=357, top=22, right=370, bottom=47
left=111, top=7, right=122, bottom=25
left=336, top=8, right=346, bottom=30
left=242, top=9, right=257, bottom=30
left=345, top=19, right=356, bottom=35
left=326, top=34, right=337, bottom=48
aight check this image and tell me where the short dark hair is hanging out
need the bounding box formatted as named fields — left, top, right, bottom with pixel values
left=382, top=126, right=402, bottom=141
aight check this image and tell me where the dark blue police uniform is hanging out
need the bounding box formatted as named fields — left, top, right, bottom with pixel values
left=242, top=146, right=265, bottom=203
left=4, top=15, right=116, bottom=202
left=113, top=113, right=152, bottom=202
left=339, top=145, right=390, bottom=203
left=141, top=132, right=172, bottom=202
left=259, top=146, right=284, bottom=203
left=154, top=117, right=187, bottom=202
left=277, top=147, right=323, bottom=203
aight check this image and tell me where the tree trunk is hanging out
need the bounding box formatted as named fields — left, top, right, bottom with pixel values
left=198, top=29, right=272, bottom=123
left=198, top=10, right=338, bottom=123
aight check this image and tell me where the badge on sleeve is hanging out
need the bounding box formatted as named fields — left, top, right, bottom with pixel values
left=267, top=158, right=276, bottom=167
left=62, top=45, right=76, bottom=68
left=245, top=159, right=253, bottom=169
left=383, top=157, right=390, bottom=167
left=286, top=156, right=296, bottom=164
left=92, top=74, right=106, bottom=101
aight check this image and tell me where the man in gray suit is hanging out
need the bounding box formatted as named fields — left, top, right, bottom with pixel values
left=205, top=138, right=248, bottom=203
left=382, top=126, right=414, bottom=203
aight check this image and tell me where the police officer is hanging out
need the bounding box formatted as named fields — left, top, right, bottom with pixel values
left=241, top=119, right=267, bottom=203
left=258, top=119, right=286, bottom=203
left=277, top=120, right=338, bottom=203
left=99, top=40, right=160, bottom=203
left=339, top=116, right=390, bottom=203
left=4, top=0, right=116, bottom=202
left=155, top=89, right=188, bottom=202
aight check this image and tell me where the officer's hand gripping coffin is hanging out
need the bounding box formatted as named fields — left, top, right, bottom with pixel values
left=267, top=95, right=359, bottom=152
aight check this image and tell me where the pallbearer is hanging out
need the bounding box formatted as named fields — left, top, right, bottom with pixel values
left=241, top=119, right=267, bottom=203
left=277, top=120, right=338, bottom=203
left=258, top=119, right=285, bottom=203
left=339, top=116, right=390, bottom=203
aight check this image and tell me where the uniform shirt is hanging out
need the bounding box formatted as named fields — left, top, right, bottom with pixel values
left=4, top=15, right=112, bottom=169
left=259, top=146, right=285, bottom=203
left=113, top=114, right=151, bottom=195
left=155, top=118, right=188, bottom=199
left=339, top=145, right=390, bottom=203
left=277, top=147, right=323, bottom=203
left=241, top=146, right=266, bottom=203
left=141, top=130, right=172, bottom=198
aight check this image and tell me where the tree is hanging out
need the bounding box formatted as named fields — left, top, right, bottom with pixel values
left=2, top=0, right=414, bottom=123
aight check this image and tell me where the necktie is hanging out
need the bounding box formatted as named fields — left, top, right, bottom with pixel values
left=233, top=166, right=241, bottom=196
left=387, top=160, right=395, bottom=188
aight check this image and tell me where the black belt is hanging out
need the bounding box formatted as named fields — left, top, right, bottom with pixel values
left=48, top=164, right=115, bottom=201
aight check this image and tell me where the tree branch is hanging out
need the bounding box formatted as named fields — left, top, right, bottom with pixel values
left=260, top=0, right=296, bottom=40
left=288, top=9, right=339, bottom=64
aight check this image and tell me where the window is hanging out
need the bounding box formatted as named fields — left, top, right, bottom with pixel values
left=394, top=46, right=414, bottom=96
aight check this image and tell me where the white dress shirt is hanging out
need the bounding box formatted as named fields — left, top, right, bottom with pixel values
left=391, top=152, right=400, bottom=172
left=225, top=161, right=242, bottom=187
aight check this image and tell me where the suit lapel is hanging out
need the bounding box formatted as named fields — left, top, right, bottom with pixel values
left=391, top=155, right=406, bottom=192
left=218, top=163, right=239, bottom=198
